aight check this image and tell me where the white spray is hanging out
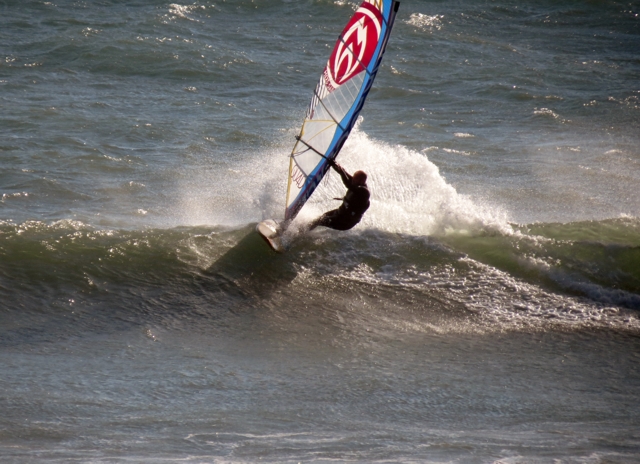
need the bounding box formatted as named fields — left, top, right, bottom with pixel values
left=171, top=123, right=511, bottom=237
left=296, top=123, right=512, bottom=237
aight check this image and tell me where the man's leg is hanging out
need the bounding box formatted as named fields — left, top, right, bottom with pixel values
left=308, top=210, right=338, bottom=231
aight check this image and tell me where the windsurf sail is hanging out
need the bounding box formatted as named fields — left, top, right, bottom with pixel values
left=284, top=0, right=400, bottom=222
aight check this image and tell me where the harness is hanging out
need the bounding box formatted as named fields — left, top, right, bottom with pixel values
left=338, top=185, right=370, bottom=217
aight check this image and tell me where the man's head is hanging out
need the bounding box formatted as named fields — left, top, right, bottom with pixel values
left=353, top=170, right=367, bottom=186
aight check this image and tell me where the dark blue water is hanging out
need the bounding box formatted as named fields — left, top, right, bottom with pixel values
left=1, top=0, right=639, bottom=461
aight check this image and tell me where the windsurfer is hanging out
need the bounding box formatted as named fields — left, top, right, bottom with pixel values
left=308, top=160, right=370, bottom=231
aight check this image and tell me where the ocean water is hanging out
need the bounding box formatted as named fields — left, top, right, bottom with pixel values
left=1, top=0, right=640, bottom=462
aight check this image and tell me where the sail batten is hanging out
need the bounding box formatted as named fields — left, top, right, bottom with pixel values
left=284, top=0, right=399, bottom=222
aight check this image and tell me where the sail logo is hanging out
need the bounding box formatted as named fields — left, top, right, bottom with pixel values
left=324, top=2, right=382, bottom=91
left=291, top=164, right=306, bottom=189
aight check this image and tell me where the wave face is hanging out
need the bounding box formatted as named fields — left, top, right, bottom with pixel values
left=2, top=215, right=638, bottom=345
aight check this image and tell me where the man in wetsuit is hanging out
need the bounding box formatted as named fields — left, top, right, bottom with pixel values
left=308, top=160, right=370, bottom=231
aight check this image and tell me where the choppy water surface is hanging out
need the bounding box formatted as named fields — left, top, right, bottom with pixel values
left=1, top=0, right=639, bottom=462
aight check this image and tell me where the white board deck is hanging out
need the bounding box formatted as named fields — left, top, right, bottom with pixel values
left=256, top=219, right=285, bottom=252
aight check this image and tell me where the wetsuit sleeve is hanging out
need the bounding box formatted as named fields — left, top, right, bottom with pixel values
left=330, top=161, right=353, bottom=188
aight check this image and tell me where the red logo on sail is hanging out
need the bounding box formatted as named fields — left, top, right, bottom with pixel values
left=324, top=2, right=383, bottom=91
left=291, top=164, right=306, bottom=189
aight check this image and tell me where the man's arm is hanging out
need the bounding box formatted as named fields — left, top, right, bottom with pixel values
left=329, top=159, right=352, bottom=187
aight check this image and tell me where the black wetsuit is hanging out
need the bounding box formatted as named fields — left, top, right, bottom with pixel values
left=309, top=162, right=370, bottom=231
